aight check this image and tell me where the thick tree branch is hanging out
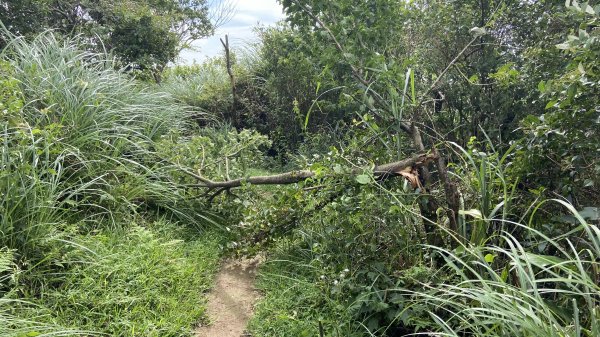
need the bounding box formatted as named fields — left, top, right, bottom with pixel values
left=185, top=153, right=437, bottom=189
left=220, top=34, right=237, bottom=119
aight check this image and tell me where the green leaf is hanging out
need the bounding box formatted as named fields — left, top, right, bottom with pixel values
left=484, top=254, right=495, bottom=263
left=65, top=199, right=78, bottom=206
left=468, top=74, right=479, bottom=83
left=579, top=207, right=599, bottom=220
left=355, top=174, right=372, bottom=185
left=410, top=68, right=416, bottom=105
left=500, top=266, right=509, bottom=282
left=522, top=253, right=568, bottom=267
left=545, top=100, right=558, bottom=109
left=537, top=80, right=546, bottom=92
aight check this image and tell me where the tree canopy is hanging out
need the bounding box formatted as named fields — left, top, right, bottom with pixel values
left=0, top=0, right=215, bottom=77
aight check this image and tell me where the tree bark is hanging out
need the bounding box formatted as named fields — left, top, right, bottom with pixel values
left=220, top=35, right=237, bottom=123
left=434, top=149, right=460, bottom=232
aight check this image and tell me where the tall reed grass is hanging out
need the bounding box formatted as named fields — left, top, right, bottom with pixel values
left=0, top=30, right=217, bottom=335
left=393, top=142, right=600, bottom=336
left=0, top=31, right=210, bottom=258
left=398, top=199, right=600, bottom=336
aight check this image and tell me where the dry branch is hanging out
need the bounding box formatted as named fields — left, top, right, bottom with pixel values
left=186, top=153, right=437, bottom=189
left=220, top=34, right=237, bottom=118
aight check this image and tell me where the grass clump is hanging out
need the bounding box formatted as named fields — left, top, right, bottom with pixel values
left=20, top=221, right=224, bottom=336
left=248, top=239, right=361, bottom=337
left=0, top=31, right=201, bottom=260
left=402, top=200, right=600, bottom=337
left=1, top=248, right=86, bottom=337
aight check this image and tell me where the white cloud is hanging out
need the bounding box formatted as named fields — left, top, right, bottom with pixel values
left=235, top=0, right=285, bottom=20
left=178, top=0, right=285, bottom=64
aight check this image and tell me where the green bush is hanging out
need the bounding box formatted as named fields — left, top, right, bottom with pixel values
left=248, top=240, right=362, bottom=337
left=241, top=134, right=600, bottom=336
left=514, top=2, right=600, bottom=206
left=233, top=143, right=429, bottom=335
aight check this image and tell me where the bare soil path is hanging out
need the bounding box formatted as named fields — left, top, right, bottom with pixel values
left=195, top=256, right=261, bottom=337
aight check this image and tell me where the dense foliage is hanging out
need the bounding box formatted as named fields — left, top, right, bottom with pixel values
left=1, top=0, right=600, bottom=336
left=0, top=33, right=226, bottom=336
left=168, top=0, right=599, bottom=335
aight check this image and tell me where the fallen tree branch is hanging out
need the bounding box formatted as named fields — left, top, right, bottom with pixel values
left=184, top=153, right=437, bottom=189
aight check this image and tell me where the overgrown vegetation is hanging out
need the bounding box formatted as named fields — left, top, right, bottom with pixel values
left=25, top=223, right=222, bottom=336
left=0, top=32, right=226, bottom=336
left=2, top=0, right=600, bottom=336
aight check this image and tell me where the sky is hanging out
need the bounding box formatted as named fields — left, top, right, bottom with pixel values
left=178, top=0, right=286, bottom=64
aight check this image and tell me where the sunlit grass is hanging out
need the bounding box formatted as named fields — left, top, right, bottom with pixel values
left=0, top=31, right=222, bottom=336
left=398, top=199, right=600, bottom=337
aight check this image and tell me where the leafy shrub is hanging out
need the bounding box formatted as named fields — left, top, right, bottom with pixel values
left=156, top=126, right=272, bottom=182
left=163, top=26, right=356, bottom=161
left=241, top=132, right=600, bottom=336
left=515, top=2, right=600, bottom=206
left=233, top=144, right=431, bottom=335
left=248, top=241, right=362, bottom=337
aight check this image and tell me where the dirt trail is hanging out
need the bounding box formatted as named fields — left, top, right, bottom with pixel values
left=195, top=256, right=261, bottom=337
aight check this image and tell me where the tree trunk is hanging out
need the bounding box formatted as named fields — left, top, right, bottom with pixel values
left=220, top=35, right=238, bottom=124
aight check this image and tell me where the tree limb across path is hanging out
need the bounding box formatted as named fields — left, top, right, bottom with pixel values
left=182, top=153, right=438, bottom=189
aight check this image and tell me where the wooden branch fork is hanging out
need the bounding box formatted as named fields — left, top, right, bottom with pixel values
left=184, top=153, right=437, bottom=190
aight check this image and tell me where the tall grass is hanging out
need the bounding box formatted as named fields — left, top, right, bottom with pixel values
left=33, top=221, right=223, bottom=336
left=5, top=32, right=189, bottom=144
left=1, top=249, right=88, bottom=336
left=449, top=138, right=520, bottom=246
left=0, top=31, right=211, bottom=259
left=399, top=200, right=600, bottom=336
left=161, top=60, right=230, bottom=121
left=390, top=141, right=600, bottom=336
left=0, top=31, right=223, bottom=336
